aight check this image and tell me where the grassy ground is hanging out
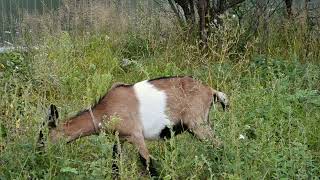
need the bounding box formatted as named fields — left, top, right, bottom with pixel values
left=0, top=9, right=320, bottom=179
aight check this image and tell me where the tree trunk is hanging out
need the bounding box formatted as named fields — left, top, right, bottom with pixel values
left=168, top=0, right=245, bottom=45
left=304, top=0, right=310, bottom=25
left=284, top=0, right=293, bottom=18
left=176, top=0, right=191, bottom=22
left=116, top=0, right=122, bottom=14
left=197, top=0, right=209, bottom=46
left=189, top=0, right=196, bottom=24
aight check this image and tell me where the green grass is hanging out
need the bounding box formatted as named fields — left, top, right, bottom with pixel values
left=1, top=17, right=320, bottom=179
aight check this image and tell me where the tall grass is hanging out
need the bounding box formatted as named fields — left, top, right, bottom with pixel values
left=0, top=1, right=320, bottom=179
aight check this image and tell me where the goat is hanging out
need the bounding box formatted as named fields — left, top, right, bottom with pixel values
left=38, top=76, right=229, bottom=177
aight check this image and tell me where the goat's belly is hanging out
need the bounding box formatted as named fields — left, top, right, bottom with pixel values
left=133, top=80, right=173, bottom=139
left=141, top=113, right=172, bottom=139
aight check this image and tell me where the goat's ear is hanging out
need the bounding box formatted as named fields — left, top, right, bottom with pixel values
left=214, top=92, right=229, bottom=111
left=47, top=104, right=59, bottom=128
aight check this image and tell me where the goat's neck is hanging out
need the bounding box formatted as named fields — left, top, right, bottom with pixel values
left=52, top=110, right=100, bottom=143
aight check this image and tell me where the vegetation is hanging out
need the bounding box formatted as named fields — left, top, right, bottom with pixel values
left=0, top=0, right=319, bottom=179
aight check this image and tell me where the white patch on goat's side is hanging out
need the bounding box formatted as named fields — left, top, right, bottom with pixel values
left=134, top=80, right=172, bottom=139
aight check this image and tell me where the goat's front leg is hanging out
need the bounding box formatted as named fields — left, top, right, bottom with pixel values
left=112, top=143, right=120, bottom=177
left=127, top=132, right=158, bottom=177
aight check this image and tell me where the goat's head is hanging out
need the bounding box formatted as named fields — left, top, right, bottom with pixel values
left=38, top=104, right=63, bottom=147
left=214, top=91, right=229, bottom=111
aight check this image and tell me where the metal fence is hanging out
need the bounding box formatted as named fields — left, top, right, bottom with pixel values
left=0, top=0, right=319, bottom=48
left=0, top=0, right=63, bottom=46
left=0, top=0, right=160, bottom=47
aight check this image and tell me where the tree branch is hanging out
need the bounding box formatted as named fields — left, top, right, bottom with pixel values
left=168, top=0, right=185, bottom=25
left=222, top=0, right=246, bottom=14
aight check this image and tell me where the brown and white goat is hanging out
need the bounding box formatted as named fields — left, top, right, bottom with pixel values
left=38, top=76, right=229, bottom=176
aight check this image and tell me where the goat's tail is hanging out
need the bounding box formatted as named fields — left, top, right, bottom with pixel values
left=211, top=88, right=229, bottom=111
